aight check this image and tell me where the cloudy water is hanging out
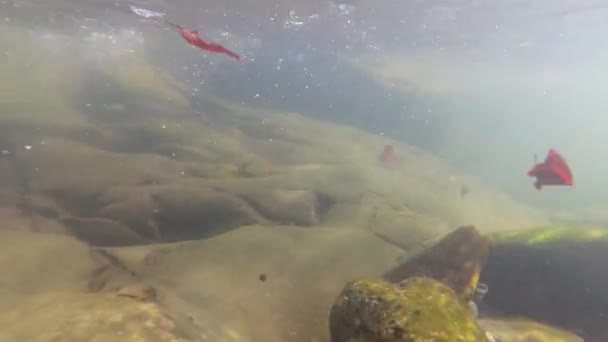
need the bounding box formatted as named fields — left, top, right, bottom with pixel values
left=0, top=0, right=605, bottom=341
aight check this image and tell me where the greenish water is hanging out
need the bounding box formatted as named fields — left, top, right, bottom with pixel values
left=0, top=1, right=604, bottom=341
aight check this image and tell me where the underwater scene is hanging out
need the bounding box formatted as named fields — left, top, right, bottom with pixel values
left=1, top=0, right=608, bottom=341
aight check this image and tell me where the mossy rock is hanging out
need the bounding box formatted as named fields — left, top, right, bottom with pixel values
left=329, top=277, right=489, bottom=342
left=383, top=225, right=491, bottom=301
left=480, top=225, right=608, bottom=340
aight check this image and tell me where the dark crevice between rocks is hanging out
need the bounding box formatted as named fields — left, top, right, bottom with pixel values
left=149, top=188, right=270, bottom=243
left=122, top=219, right=162, bottom=242
left=233, top=189, right=335, bottom=227
left=35, top=185, right=272, bottom=246
left=479, top=241, right=608, bottom=340
left=61, top=216, right=150, bottom=247
left=45, top=188, right=109, bottom=218
left=17, top=199, right=59, bottom=219
left=88, top=249, right=139, bottom=293
left=103, top=127, right=183, bottom=155
left=153, top=212, right=253, bottom=243
left=316, top=191, right=336, bottom=222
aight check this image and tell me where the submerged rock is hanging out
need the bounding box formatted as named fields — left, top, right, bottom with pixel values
left=480, top=225, right=608, bottom=340
left=0, top=292, right=198, bottom=342
left=0, top=229, right=103, bottom=293
left=383, top=225, right=491, bottom=301
left=479, top=319, right=583, bottom=342
left=61, top=216, right=148, bottom=247
left=117, top=282, right=158, bottom=302
left=96, top=189, right=161, bottom=240
left=329, top=277, right=489, bottom=342
left=368, top=202, right=451, bottom=251
left=238, top=188, right=323, bottom=226
left=109, top=224, right=401, bottom=342
left=151, top=185, right=268, bottom=242
left=20, top=193, right=67, bottom=219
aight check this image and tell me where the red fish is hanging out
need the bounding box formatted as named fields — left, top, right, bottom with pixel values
left=380, top=144, right=399, bottom=166
left=177, top=26, right=240, bottom=61
left=527, top=148, right=573, bottom=190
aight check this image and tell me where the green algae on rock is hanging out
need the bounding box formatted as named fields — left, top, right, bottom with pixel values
left=329, top=277, right=489, bottom=342
left=489, top=225, right=608, bottom=245
left=383, top=225, right=491, bottom=302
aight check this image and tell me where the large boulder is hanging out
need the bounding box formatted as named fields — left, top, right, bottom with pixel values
left=328, top=226, right=494, bottom=342
left=329, top=277, right=490, bottom=342
left=480, top=225, right=608, bottom=340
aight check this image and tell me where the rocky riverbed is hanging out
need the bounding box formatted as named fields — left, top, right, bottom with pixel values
left=0, top=27, right=562, bottom=341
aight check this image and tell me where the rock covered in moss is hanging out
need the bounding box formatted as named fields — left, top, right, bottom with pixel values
left=329, top=277, right=489, bottom=342
left=383, top=225, right=491, bottom=301
left=480, top=225, right=608, bottom=340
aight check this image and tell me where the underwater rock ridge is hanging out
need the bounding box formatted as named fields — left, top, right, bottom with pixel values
left=35, top=180, right=336, bottom=245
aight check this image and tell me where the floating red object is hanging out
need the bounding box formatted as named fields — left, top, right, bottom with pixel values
left=178, top=27, right=240, bottom=61
left=380, top=144, right=399, bottom=167
left=527, top=148, right=573, bottom=190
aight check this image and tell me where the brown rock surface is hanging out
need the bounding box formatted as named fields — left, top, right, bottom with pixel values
left=383, top=225, right=491, bottom=301
left=105, top=225, right=403, bottom=342
left=0, top=292, right=197, bottom=342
